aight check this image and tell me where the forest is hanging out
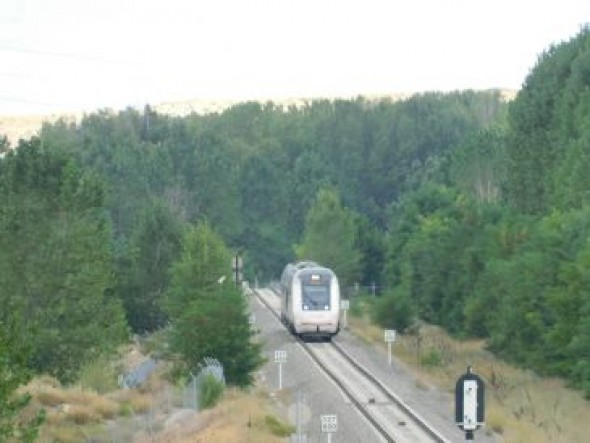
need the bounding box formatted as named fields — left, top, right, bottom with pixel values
left=1, top=25, right=589, bottom=437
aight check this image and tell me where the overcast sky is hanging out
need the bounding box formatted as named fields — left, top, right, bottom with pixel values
left=1, top=0, right=588, bottom=115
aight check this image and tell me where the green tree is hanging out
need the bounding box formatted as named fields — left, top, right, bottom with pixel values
left=165, top=223, right=263, bottom=386
left=506, top=27, right=590, bottom=213
left=295, top=187, right=361, bottom=287
left=0, top=139, right=128, bottom=382
left=120, top=198, right=184, bottom=333
left=164, top=223, right=231, bottom=319
left=446, top=127, right=507, bottom=203
left=170, top=284, right=264, bottom=387
left=0, top=135, right=9, bottom=153
left=0, top=321, right=44, bottom=442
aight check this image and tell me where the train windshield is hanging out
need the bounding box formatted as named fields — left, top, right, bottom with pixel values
left=301, top=284, right=330, bottom=311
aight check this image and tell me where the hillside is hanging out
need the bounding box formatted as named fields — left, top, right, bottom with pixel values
left=0, top=90, right=516, bottom=147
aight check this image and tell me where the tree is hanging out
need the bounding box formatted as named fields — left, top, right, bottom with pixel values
left=164, top=223, right=263, bottom=386
left=0, top=139, right=128, bottom=382
left=446, top=127, right=507, bottom=203
left=0, top=321, right=44, bottom=442
left=505, top=27, right=590, bottom=214
left=120, top=198, right=184, bottom=333
left=170, top=284, right=264, bottom=387
left=164, top=223, right=231, bottom=319
left=295, top=187, right=361, bottom=287
left=0, top=135, right=9, bottom=154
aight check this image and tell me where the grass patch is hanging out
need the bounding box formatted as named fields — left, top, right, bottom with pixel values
left=43, top=424, right=85, bottom=443
left=91, top=396, right=119, bottom=420
left=264, top=414, right=296, bottom=437
left=198, top=373, right=225, bottom=410
left=21, top=350, right=157, bottom=442
left=64, top=404, right=101, bottom=425
left=348, top=313, right=590, bottom=443
left=138, top=327, right=171, bottom=359
left=35, top=386, right=69, bottom=408
left=419, top=348, right=443, bottom=367
left=181, top=387, right=292, bottom=443
left=112, top=391, right=155, bottom=414
left=77, top=353, right=120, bottom=394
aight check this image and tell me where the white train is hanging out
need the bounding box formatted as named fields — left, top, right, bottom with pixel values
left=279, top=261, right=341, bottom=340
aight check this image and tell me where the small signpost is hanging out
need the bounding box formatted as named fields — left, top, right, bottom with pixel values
left=320, top=414, right=338, bottom=443
left=274, top=350, right=287, bottom=390
left=340, top=299, right=350, bottom=329
left=455, top=366, right=485, bottom=441
left=384, top=329, right=396, bottom=368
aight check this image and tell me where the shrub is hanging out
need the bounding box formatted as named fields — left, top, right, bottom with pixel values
left=264, top=415, right=295, bottom=437
left=371, top=289, right=416, bottom=331
left=77, top=353, right=119, bottom=394
left=64, top=405, right=100, bottom=425
left=198, top=373, right=225, bottom=410
left=348, top=296, right=364, bottom=317
left=420, top=348, right=443, bottom=367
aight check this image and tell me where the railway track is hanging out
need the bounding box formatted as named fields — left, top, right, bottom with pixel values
left=253, top=287, right=450, bottom=443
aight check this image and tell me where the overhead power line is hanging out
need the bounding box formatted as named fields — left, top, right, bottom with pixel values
left=0, top=95, right=65, bottom=107
left=0, top=45, right=136, bottom=65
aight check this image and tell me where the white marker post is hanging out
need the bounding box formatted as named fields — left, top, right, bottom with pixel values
left=274, top=350, right=287, bottom=390
left=455, top=366, right=485, bottom=441
left=384, top=329, right=396, bottom=369
left=321, top=414, right=338, bottom=443
left=340, top=299, right=350, bottom=329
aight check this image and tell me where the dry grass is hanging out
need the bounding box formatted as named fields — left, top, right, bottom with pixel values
left=18, top=343, right=289, bottom=443
left=137, top=387, right=291, bottom=443
left=116, top=391, right=156, bottom=415
left=347, top=311, right=590, bottom=443
left=19, top=370, right=157, bottom=442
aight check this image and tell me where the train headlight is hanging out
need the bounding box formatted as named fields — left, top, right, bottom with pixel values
left=324, top=305, right=329, bottom=310
left=303, top=305, right=309, bottom=310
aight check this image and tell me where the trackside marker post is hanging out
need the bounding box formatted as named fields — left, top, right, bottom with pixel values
left=384, top=329, right=396, bottom=369
left=455, top=366, right=485, bottom=441
left=274, top=350, right=287, bottom=390
left=340, top=299, right=350, bottom=329
left=320, top=414, right=337, bottom=443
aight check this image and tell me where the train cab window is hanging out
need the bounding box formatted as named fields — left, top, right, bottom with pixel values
left=301, top=273, right=331, bottom=311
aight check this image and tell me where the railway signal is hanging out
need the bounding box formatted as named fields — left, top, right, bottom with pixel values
left=455, top=366, right=485, bottom=441
left=232, top=253, right=243, bottom=285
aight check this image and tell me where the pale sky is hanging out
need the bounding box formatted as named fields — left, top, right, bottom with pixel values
left=1, top=0, right=588, bottom=115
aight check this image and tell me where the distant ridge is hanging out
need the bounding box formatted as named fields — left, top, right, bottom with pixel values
left=0, top=89, right=517, bottom=147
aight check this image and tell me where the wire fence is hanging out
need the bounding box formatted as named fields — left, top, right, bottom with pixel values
left=78, top=358, right=225, bottom=443
left=182, top=357, right=225, bottom=410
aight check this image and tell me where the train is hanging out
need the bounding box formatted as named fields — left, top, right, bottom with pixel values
left=279, top=261, right=341, bottom=340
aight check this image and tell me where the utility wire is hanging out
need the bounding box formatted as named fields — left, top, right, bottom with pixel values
left=0, top=95, right=71, bottom=108
left=0, top=45, right=138, bottom=65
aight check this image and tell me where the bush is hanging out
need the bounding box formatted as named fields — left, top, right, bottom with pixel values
left=77, top=353, right=119, bottom=394
left=198, top=373, right=225, bottom=410
left=420, top=348, right=443, bottom=367
left=371, top=289, right=416, bottom=331
left=264, top=415, right=295, bottom=437
left=349, top=295, right=373, bottom=318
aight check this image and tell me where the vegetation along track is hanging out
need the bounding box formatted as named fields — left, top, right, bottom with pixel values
left=253, top=287, right=450, bottom=443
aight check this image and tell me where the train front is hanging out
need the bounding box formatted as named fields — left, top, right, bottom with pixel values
left=293, top=268, right=340, bottom=338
